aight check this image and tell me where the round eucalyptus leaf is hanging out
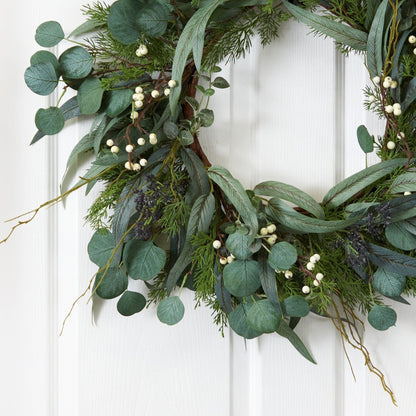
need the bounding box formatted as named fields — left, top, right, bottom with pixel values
left=77, top=78, right=104, bottom=115
left=225, top=231, right=253, bottom=260
left=95, top=267, right=128, bottom=299
left=246, top=300, right=280, bottom=333
left=136, top=3, right=170, bottom=37
left=372, top=268, right=406, bottom=297
left=102, top=89, right=132, bottom=117
left=35, top=107, right=65, bottom=135
left=117, top=291, right=146, bottom=316
left=368, top=305, right=397, bottom=331
left=59, top=46, right=93, bottom=79
left=282, top=295, right=310, bottom=317
left=88, top=229, right=116, bottom=267
left=228, top=303, right=262, bottom=339
left=24, top=62, right=58, bottom=96
left=107, top=0, right=141, bottom=44
left=30, top=51, right=59, bottom=71
left=157, top=296, right=185, bottom=325
left=35, top=21, right=64, bottom=47
left=123, top=240, right=166, bottom=281
left=223, top=259, right=261, bottom=297
left=268, top=242, right=298, bottom=271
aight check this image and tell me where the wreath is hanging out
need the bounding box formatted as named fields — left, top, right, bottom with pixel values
left=5, top=0, right=416, bottom=403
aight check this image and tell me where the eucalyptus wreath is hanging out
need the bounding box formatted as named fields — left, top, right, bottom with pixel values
left=6, top=0, right=416, bottom=403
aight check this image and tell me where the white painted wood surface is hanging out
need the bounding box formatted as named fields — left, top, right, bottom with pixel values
left=1, top=1, right=416, bottom=415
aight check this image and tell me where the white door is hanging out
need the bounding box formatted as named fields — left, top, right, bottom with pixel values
left=1, top=1, right=416, bottom=415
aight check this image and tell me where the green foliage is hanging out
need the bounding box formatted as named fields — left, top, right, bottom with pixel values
left=35, top=107, right=65, bottom=135
left=24, top=63, right=58, bottom=96
left=117, top=291, right=147, bottom=316
left=59, top=46, right=94, bottom=79
left=157, top=296, right=185, bottom=325
left=95, top=267, right=128, bottom=299
left=35, top=21, right=64, bottom=47
left=368, top=304, right=397, bottom=330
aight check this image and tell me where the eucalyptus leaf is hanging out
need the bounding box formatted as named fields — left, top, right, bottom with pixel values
left=282, top=296, right=310, bottom=317
left=282, top=0, right=368, bottom=51
left=366, top=0, right=388, bottom=78
left=59, top=46, right=93, bottom=79
left=170, top=0, right=226, bottom=112
left=225, top=231, right=253, bottom=260
left=276, top=320, right=316, bottom=364
left=24, top=62, right=58, bottom=96
left=228, top=303, right=262, bottom=339
left=136, top=1, right=171, bottom=37
left=107, top=0, right=142, bottom=44
left=35, top=21, right=64, bottom=47
left=385, top=222, right=416, bottom=250
left=368, top=304, right=397, bottom=331
left=268, top=242, right=298, bottom=271
left=254, top=181, right=324, bottom=219
left=30, top=51, right=59, bottom=71
left=268, top=199, right=359, bottom=233
left=208, top=165, right=258, bottom=238
left=88, top=229, right=117, bottom=267
left=390, top=172, right=416, bottom=194
left=117, top=291, right=147, bottom=316
left=77, top=78, right=104, bottom=115
left=102, top=89, right=133, bottom=117
left=157, top=296, right=185, bottom=325
left=367, top=243, right=416, bottom=277
left=123, top=240, right=166, bottom=281
left=356, top=125, right=374, bottom=153
left=323, top=158, right=411, bottom=209
left=95, top=267, right=128, bottom=299
left=372, top=268, right=406, bottom=297
left=223, top=259, right=261, bottom=297
left=166, top=194, right=215, bottom=293
left=247, top=300, right=280, bottom=333
left=35, top=107, right=65, bottom=135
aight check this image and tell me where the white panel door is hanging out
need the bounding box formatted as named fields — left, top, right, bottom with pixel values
left=1, top=1, right=416, bottom=415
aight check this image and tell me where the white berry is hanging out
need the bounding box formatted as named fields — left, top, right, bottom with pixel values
left=316, top=272, right=324, bottom=281
left=133, top=93, right=145, bottom=101
left=313, top=280, right=320, bottom=287
left=302, top=285, right=311, bottom=294
left=137, top=137, right=146, bottom=146
left=387, top=141, right=396, bottom=150
left=398, top=132, right=405, bottom=139
left=390, top=81, right=398, bottom=89
left=106, top=139, right=114, bottom=147
left=125, top=144, right=134, bottom=153
left=393, top=103, right=401, bottom=110
left=393, top=108, right=402, bottom=116
left=164, top=88, right=170, bottom=96
left=306, top=262, right=315, bottom=271
left=133, top=163, right=141, bottom=171
left=213, top=240, right=221, bottom=250
left=413, top=48, right=416, bottom=55
left=139, top=44, right=148, bottom=55
left=135, top=86, right=143, bottom=93
left=267, top=236, right=276, bottom=245
left=219, top=257, right=228, bottom=265
left=151, top=90, right=160, bottom=98
left=130, top=111, right=139, bottom=119
left=168, top=80, right=177, bottom=88
left=385, top=105, right=394, bottom=113
left=404, top=191, right=412, bottom=196
left=383, top=80, right=391, bottom=89
left=309, top=256, right=317, bottom=264
left=135, top=100, right=144, bottom=109
left=372, top=76, right=380, bottom=84
left=368, top=95, right=376, bottom=103
left=110, top=145, right=119, bottom=154
left=260, top=227, right=268, bottom=236
left=312, top=254, right=320, bottom=262
left=139, top=158, right=147, bottom=167
left=227, top=256, right=234, bottom=264
left=267, top=224, right=277, bottom=233
left=409, top=35, right=416, bottom=44
left=124, top=161, right=133, bottom=170
left=284, top=270, right=293, bottom=279
left=149, top=133, right=158, bottom=145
